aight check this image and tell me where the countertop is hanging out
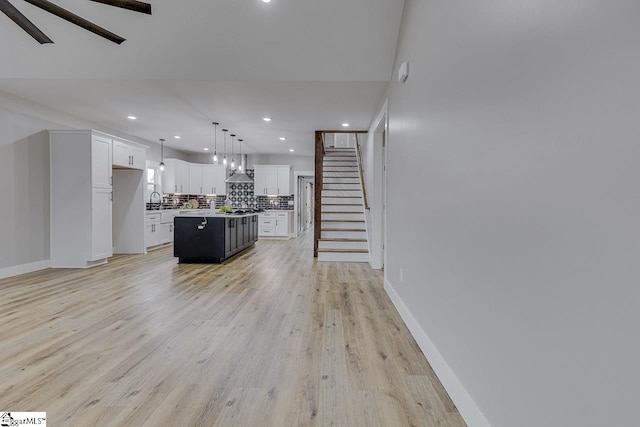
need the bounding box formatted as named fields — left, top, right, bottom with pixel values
left=175, top=212, right=259, bottom=219
left=147, top=209, right=294, bottom=214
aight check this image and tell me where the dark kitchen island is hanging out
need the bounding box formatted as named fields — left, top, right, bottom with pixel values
left=174, top=213, right=258, bottom=263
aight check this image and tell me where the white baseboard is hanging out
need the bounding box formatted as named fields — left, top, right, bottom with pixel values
left=0, top=259, right=51, bottom=280
left=384, top=278, right=492, bottom=427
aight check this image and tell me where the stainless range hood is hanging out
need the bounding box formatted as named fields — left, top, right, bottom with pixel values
left=225, top=154, right=253, bottom=184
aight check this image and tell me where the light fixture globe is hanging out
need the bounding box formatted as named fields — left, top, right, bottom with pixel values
left=159, top=138, right=165, bottom=171
left=221, top=128, right=229, bottom=167
left=230, top=134, right=236, bottom=170
left=212, top=122, right=219, bottom=164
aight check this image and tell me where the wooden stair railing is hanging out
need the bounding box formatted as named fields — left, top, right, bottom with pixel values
left=355, top=134, right=370, bottom=211
left=314, top=131, right=324, bottom=257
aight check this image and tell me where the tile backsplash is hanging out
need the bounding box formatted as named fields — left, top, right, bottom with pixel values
left=226, top=169, right=293, bottom=210
left=147, top=194, right=225, bottom=211
left=147, top=169, right=294, bottom=211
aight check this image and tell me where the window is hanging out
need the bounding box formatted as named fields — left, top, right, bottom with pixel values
left=146, top=161, right=160, bottom=199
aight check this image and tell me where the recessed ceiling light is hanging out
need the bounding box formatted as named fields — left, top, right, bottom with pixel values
left=289, top=149, right=295, bottom=152
left=127, top=116, right=137, bottom=120
left=279, top=137, right=287, bottom=141
left=263, top=117, right=272, bottom=122
left=204, top=148, right=209, bottom=151
left=341, top=123, right=350, bottom=127
left=262, top=0, right=271, bottom=3
left=174, top=136, right=181, bottom=139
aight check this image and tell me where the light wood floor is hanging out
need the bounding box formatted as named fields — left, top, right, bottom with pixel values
left=0, top=232, right=466, bottom=427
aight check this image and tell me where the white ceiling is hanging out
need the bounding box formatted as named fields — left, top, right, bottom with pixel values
left=0, top=0, right=404, bottom=155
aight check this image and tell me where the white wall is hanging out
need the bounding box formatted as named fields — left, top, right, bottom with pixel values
left=384, top=2, right=640, bottom=427
left=248, top=154, right=314, bottom=172
left=0, top=113, right=53, bottom=271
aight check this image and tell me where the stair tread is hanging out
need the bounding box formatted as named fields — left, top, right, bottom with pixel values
left=322, top=196, right=363, bottom=198
left=322, top=211, right=364, bottom=214
left=322, top=219, right=365, bottom=222
left=319, top=238, right=367, bottom=242
left=321, top=228, right=366, bottom=232
left=322, top=203, right=362, bottom=206
left=317, top=249, right=369, bottom=253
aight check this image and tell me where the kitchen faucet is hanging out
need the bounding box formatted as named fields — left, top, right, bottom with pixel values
left=149, top=191, right=162, bottom=210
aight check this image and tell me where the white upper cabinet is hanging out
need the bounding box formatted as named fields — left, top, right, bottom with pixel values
left=254, top=165, right=292, bottom=196
left=91, top=135, right=112, bottom=188
left=189, top=164, right=204, bottom=194
left=163, top=159, right=190, bottom=194
left=277, top=167, right=292, bottom=195
left=162, top=161, right=227, bottom=195
left=203, top=164, right=227, bottom=195
left=113, top=139, right=146, bottom=170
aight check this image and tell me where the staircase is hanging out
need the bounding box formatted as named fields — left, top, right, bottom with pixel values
left=317, top=147, right=369, bottom=262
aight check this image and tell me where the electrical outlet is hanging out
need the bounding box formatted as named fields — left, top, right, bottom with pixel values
left=400, top=268, right=404, bottom=283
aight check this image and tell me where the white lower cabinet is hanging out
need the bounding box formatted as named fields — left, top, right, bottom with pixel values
left=275, top=212, right=289, bottom=237
left=147, top=211, right=178, bottom=248
left=259, top=213, right=276, bottom=236
left=259, top=211, right=293, bottom=238
left=91, top=188, right=113, bottom=261
left=145, top=213, right=162, bottom=248
left=160, top=223, right=174, bottom=244
left=160, top=211, right=178, bottom=244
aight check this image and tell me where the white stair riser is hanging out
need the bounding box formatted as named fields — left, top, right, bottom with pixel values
left=323, top=162, right=358, bottom=167
left=323, top=156, right=358, bottom=165
left=323, top=183, right=361, bottom=190
left=322, top=197, right=363, bottom=204
left=322, top=213, right=365, bottom=221
left=323, top=167, right=359, bottom=173
left=323, top=172, right=360, bottom=178
left=321, top=230, right=367, bottom=239
left=318, top=241, right=369, bottom=250
left=323, top=178, right=360, bottom=184
left=318, top=252, right=370, bottom=263
left=321, top=221, right=365, bottom=230
left=322, top=205, right=362, bottom=212
left=322, top=190, right=362, bottom=197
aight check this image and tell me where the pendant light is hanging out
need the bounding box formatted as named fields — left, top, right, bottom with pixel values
left=222, top=128, right=228, bottom=166
left=212, top=122, right=219, bottom=164
left=159, top=138, right=165, bottom=171
left=230, top=134, right=236, bottom=170
left=237, top=139, right=243, bottom=172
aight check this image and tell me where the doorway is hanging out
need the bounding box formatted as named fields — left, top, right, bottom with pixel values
left=305, top=181, right=314, bottom=230
left=296, top=173, right=315, bottom=235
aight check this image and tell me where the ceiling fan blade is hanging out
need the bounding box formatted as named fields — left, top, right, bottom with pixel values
left=23, top=0, right=126, bottom=44
left=0, top=0, right=53, bottom=43
left=88, top=0, right=151, bottom=15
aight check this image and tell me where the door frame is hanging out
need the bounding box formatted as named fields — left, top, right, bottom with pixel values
left=369, top=99, right=388, bottom=270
